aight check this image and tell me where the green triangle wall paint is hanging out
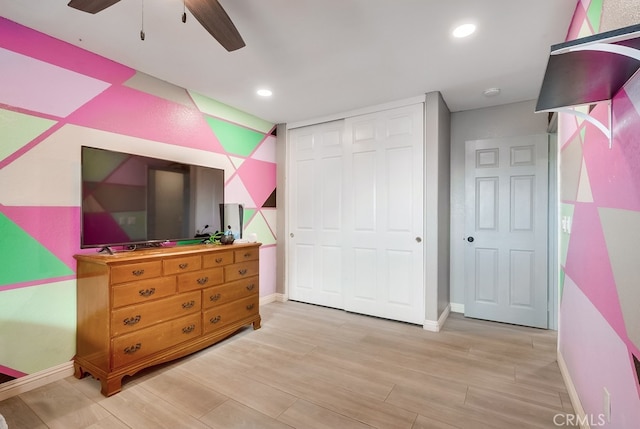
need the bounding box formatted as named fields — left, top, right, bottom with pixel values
left=243, top=208, right=256, bottom=228
left=587, top=0, right=603, bottom=33
left=0, top=280, right=76, bottom=373
left=0, top=213, right=74, bottom=286
left=206, top=117, right=265, bottom=157
left=0, top=109, right=56, bottom=162
left=190, top=92, right=274, bottom=134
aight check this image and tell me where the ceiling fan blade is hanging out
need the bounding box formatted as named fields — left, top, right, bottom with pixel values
left=185, top=0, right=245, bottom=52
left=67, top=0, right=121, bottom=14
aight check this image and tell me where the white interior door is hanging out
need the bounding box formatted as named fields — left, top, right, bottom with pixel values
left=464, top=135, right=549, bottom=328
left=288, top=120, right=345, bottom=309
left=343, top=104, right=425, bottom=324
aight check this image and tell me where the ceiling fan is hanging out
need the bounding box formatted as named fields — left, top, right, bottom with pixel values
left=67, top=0, right=245, bottom=51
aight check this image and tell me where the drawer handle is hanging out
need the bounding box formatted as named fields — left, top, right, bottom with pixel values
left=244, top=253, right=251, bottom=258
left=182, top=300, right=196, bottom=309
left=132, top=269, right=145, bottom=277
left=179, top=263, right=189, bottom=269
left=215, top=258, right=223, bottom=263
left=182, top=324, right=196, bottom=334
left=246, top=283, right=255, bottom=291
left=197, top=277, right=209, bottom=285
left=246, top=303, right=255, bottom=310
left=238, top=269, right=248, bottom=276
left=209, top=293, right=221, bottom=302
left=209, top=315, right=221, bottom=324
left=138, top=288, right=156, bottom=297
left=123, top=315, right=141, bottom=326
left=124, top=343, right=141, bottom=354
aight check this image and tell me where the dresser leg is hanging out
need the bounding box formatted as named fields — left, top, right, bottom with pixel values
left=252, top=316, right=261, bottom=330
left=73, top=362, right=86, bottom=380
left=101, top=376, right=123, bottom=397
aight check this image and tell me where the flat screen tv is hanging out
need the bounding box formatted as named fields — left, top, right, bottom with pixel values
left=81, top=146, right=224, bottom=251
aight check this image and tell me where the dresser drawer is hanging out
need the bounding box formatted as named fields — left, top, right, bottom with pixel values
left=202, top=251, right=234, bottom=268
left=234, top=248, right=259, bottom=262
left=225, top=260, right=259, bottom=282
left=111, top=291, right=201, bottom=336
left=202, top=277, right=259, bottom=309
left=112, top=313, right=201, bottom=368
left=177, top=267, right=224, bottom=292
left=111, top=261, right=162, bottom=285
left=163, top=255, right=202, bottom=275
left=202, top=295, right=259, bottom=334
left=112, top=276, right=176, bottom=308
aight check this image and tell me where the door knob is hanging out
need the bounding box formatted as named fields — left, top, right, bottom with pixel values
left=290, top=233, right=294, bottom=238
left=467, top=236, right=474, bottom=243
left=415, top=237, right=422, bottom=243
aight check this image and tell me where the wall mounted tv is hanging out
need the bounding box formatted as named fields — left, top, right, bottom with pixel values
left=81, top=146, right=224, bottom=252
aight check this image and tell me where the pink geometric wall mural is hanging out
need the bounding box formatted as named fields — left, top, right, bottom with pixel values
left=558, top=0, right=640, bottom=422
left=0, top=17, right=276, bottom=383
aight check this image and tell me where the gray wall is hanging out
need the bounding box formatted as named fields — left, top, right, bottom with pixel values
left=449, top=100, right=549, bottom=305
left=425, top=92, right=451, bottom=319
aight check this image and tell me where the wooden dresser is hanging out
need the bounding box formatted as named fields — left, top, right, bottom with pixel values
left=73, top=243, right=261, bottom=396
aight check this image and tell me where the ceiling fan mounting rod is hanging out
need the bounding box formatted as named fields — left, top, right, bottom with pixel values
left=139, top=0, right=145, bottom=40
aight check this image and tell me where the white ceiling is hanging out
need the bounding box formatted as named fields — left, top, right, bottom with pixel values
left=0, top=0, right=577, bottom=125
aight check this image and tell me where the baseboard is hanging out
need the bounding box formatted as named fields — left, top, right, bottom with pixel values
left=557, top=350, right=590, bottom=429
left=450, top=302, right=464, bottom=313
left=0, top=361, right=74, bottom=402
left=423, top=304, right=450, bottom=332
left=259, top=293, right=288, bottom=306
left=274, top=293, right=288, bottom=302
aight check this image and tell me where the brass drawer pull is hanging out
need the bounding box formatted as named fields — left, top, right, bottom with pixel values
left=246, top=284, right=255, bottom=291
left=215, top=257, right=223, bottom=263
left=179, top=263, right=189, bottom=269
left=197, top=277, right=209, bottom=285
left=182, top=324, right=196, bottom=334
left=209, top=293, right=221, bottom=302
left=132, top=269, right=145, bottom=276
left=138, top=288, right=155, bottom=297
left=238, top=269, right=248, bottom=276
left=209, top=315, right=221, bottom=324
left=124, top=343, right=141, bottom=354
left=123, top=315, right=141, bottom=326
left=246, top=303, right=255, bottom=310
left=182, top=300, right=196, bottom=309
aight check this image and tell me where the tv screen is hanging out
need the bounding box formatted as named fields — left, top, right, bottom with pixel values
left=81, top=146, right=224, bottom=250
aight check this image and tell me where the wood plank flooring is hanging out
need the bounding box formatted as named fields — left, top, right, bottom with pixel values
left=0, top=301, right=575, bottom=428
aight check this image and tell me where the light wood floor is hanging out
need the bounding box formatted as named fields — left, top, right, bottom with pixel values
left=0, top=301, right=575, bottom=429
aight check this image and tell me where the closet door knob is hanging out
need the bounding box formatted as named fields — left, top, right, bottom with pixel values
left=415, top=237, right=422, bottom=243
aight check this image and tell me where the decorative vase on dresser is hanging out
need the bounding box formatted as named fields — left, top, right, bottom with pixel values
left=73, top=242, right=261, bottom=396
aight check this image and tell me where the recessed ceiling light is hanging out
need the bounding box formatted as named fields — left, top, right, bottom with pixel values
left=483, top=87, right=501, bottom=97
left=452, top=23, right=476, bottom=38
left=257, top=89, right=273, bottom=97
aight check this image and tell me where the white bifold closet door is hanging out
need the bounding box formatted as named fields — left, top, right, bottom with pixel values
left=288, top=103, right=424, bottom=324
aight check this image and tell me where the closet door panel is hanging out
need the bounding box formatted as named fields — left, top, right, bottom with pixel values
left=288, top=121, right=345, bottom=309
left=344, top=104, right=425, bottom=324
